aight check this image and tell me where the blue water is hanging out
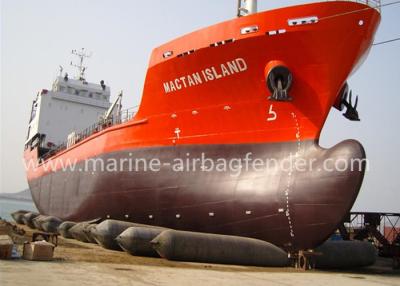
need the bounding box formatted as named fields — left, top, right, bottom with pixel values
left=0, top=198, right=37, bottom=221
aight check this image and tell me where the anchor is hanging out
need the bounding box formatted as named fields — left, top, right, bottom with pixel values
left=334, top=83, right=360, bottom=121
left=342, top=89, right=360, bottom=121
left=268, top=73, right=293, bottom=101
left=266, top=64, right=293, bottom=102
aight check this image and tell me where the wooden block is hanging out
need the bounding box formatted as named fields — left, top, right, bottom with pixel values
left=23, top=241, right=54, bottom=261
left=0, top=235, right=14, bottom=260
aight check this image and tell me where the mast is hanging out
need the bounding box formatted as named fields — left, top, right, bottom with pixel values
left=70, top=48, right=92, bottom=81
left=237, top=0, right=257, bottom=17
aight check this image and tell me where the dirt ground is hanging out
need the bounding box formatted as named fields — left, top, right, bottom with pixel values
left=1, top=220, right=399, bottom=286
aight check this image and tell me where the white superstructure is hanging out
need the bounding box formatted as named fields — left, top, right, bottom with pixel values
left=237, top=0, right=257, bottom=17
left=26, top=50, right=112, bottom=149
left=26, top=75, right=111, bottom=147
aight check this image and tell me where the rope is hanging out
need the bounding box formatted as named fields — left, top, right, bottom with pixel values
left=373, top=37, right=400, bottom=45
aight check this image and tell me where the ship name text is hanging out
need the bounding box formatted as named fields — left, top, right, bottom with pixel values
left=163, top=58, right=248, bottom=94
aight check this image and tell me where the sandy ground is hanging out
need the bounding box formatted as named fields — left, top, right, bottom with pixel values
left=1, top=259, right=400, bottom=286
left=1, top=220, right=399, bottom=286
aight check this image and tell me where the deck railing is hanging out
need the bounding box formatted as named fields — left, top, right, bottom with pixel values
left=41, top=107, right=138, bottom=160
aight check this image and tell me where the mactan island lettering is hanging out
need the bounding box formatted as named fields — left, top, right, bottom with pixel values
left=163, top=58, right=248, bottom=94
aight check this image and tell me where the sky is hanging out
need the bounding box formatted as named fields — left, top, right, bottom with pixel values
left=1, top=0, right=399, bottom=212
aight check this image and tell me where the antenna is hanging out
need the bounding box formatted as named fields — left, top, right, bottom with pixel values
left=70, top=48, right=92, bottom=80
left=237, top=0, right=257, bottom=17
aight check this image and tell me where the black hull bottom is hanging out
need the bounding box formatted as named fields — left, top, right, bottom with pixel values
left=29, top=140, right=366, bottom=250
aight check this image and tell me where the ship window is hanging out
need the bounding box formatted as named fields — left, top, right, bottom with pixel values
left=59, top=86, right=65, bottom=92
left=210, top=38, right=235, bottom=47
left=288, top=16, right=318, bottom=26
left=89, top=93, right=93, bottom=98
left=266, top=29, right=286, bottom=36
left=163, top=51, right=173, bottom=58
left=210, top=41, right=223, bottom=47
left=177, top=49, right=195, bottom=58
left=240, top=25, right=259, bottom=35
left=75, top=89, right=79, bottom=95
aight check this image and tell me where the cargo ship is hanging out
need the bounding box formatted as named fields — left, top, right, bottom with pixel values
left=24, top=0, right=381, bottom=251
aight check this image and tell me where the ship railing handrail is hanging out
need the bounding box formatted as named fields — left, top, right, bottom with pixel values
left=328, top=0, right=381, bottom=11
left=41, top=106, right=138, bottom=160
